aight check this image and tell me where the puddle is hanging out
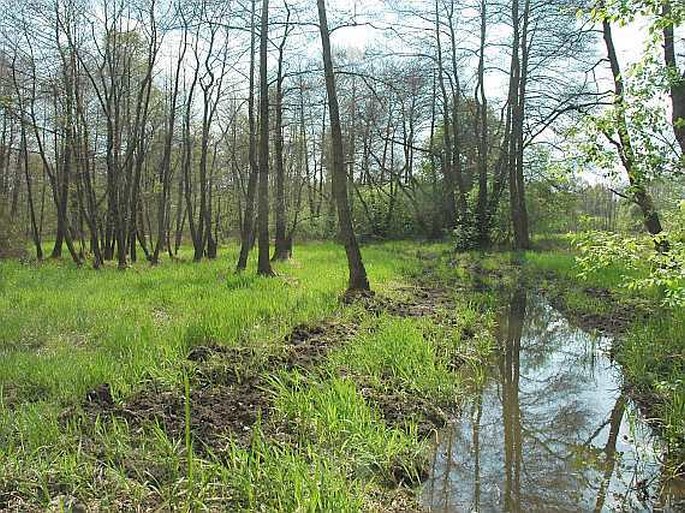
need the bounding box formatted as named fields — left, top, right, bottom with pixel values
left=422, top=288, right=684, bottom=512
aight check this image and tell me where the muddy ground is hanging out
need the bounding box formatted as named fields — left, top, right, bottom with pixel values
left=72, top=279, right=469, bottom=512
left=541, top=283, right=650, bottom=336
left=83, top=283, right=460, bottom=446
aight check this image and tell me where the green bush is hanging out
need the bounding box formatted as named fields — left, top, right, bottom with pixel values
left=573, top=230, right=685, bottom=307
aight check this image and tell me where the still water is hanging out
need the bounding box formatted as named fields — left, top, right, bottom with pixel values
left=422, top=289, right=684, bottom=513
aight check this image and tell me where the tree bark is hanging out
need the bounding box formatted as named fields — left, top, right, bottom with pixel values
left=317, top=0, right=371, bottom=295
left=20, top=126, right=42, bottom=260
left=475, top=0, right=491, bottom=248
left=152, top=30, right=187, bottom=265
left=272, top=5, right=292, bottom=261
left=602, top=18, right=663, bottom=235
left=256, top=0, right=274, bottom=276
left=434, top=0, right=456, bottom=231
left=508, top=0, right=531, bottom=250
left=446, top=1, right=468, bottom=226
left=662, top=1, right=685, bottom=156
left=237, top=0, right=259, bottom=272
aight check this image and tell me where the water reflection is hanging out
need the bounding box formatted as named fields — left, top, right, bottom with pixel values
left=422, top=289, right=683, bottom=512
left=501, top=287, right=524, bottom=513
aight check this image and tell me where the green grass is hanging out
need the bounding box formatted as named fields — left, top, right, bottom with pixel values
left=219, top=431, right=364, bottom=512
left=0, top=241, right=494, bottom=511
left=0, top=243, right=415, bottom=405
left=329, top=314, right=491, bottom=403
left=621, top=311, right=685, bottom=458
left=271, top=373, right=425, bottom=486
left=7, top=238, right=680, bottom=508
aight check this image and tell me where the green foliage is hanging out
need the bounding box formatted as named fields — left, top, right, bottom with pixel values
left=0, top=213, right=27, bottom=260
left=665, top=199, right=685, bottom=237
left=622, top=311, right=685, bottom=457
left=351, top=185, right=419, bottom=240
left=526, top=181, right=579, bottom=235
left=452, top=221, right=480, bottom=251
left=574, top=0, right=683, bottom=185
left=573, top=230, right=685, bottom=307
left=570, top=91, right=679, bottom=182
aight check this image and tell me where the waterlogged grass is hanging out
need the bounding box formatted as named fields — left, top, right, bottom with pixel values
left=329, top=314, right=491, bottom=403
left=525, top=249, right=685, bottom=463
left=621, top=311, right=685, bottom=459
left=0, top=242, right=494, bottom=511
left=225, top=438, right=364, bottom=512
left=267, top=312, right=494, bottom=504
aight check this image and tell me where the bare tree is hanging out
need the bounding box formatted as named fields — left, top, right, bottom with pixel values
left=272, top=1, right=293, bottom=261
left=256, top=0, right=274, bottom=276
left=237, top=0, right=259, bottom=272
left=317, top=0, right=370, bottom=294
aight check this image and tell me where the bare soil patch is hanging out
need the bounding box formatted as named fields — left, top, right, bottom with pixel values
left=359, top=383, right=450, bottom=440
left=282, top=319, right=359, bottom=369
left=81, top=284, right=459, bottom=452
left=361, top=286, right=453, bottom=318
left=124, top=378, right=268, bottom=449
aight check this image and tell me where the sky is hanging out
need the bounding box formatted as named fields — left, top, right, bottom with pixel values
left=322, top=1, right=670, bottom=186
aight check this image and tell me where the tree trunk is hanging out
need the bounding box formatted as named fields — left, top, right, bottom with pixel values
left=662, top=1, right=685, bottom=157
left=182, top=37, right=201, bottom=262
left=20, top=127, right=42, bottom=260
left=508, top=0, right=531, bottom=250
left=317, top=0, right=371, bottom=295
left=475, top=0, right=491, bottom=248
left=256, top=0, right=274, bottom=276
left=434, top=0, right=456, bottom=232
left=446, top=1, right=468, bottom=227
left=152, top=31, right=187, bottom=265
left=602, top=18, right=663, bottom=236
left=273, top=7, right=292, bottom=261
left=237, top=0, right=259, bottom=272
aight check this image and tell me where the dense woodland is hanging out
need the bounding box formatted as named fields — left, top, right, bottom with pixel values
left=0, top=0, right=682, bottom=292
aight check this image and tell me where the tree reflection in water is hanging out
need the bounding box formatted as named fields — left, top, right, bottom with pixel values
left=421, top=289, right=682, bottom=512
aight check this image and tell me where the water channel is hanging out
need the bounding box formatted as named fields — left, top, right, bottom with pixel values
left=421, top=289, right=684, bottom=512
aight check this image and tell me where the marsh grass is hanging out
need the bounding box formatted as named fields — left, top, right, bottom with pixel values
left=270, top=372, right=426, bottom=485
left=218, top=429, right=365, bottom=512
left=621, top=310, right=685, bottom=461
left=0, top=242, right=494, bottom=511
left=0, top=243, right=410, bottom=405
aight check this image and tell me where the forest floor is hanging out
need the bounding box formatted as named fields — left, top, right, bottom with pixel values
left=1, top=241, right=682, bottom=512
left=0, top=242, right=498, bottom=512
